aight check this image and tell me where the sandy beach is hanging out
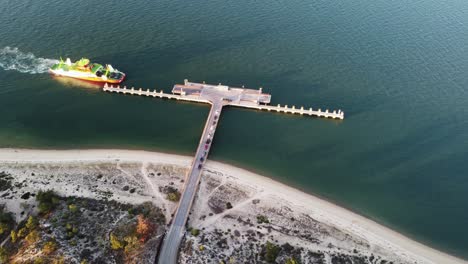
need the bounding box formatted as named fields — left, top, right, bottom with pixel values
left=0, top=148, right=466, bottom=264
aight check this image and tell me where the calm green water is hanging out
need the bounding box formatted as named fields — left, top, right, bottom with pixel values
left=1, top=0, right=467, bottom=259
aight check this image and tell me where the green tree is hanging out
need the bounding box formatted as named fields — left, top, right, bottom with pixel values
left=285, top=257, right=298, bottom=264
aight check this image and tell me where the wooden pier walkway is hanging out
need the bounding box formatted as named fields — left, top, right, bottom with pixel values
left=103, top=84, right=210, bottom=104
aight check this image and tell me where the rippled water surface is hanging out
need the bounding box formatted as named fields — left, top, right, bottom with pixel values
left=1, top=0, right=467, bottom=258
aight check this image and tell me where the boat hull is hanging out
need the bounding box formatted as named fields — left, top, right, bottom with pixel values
left=48, top=69, right=125, bottom=84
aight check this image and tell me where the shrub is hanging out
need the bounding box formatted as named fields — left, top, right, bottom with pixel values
left=285, top=257, right=298, bottom=264
left=226, top=202, right=233, bottom=209
left=124, top=235, right=141, bottom=254
left=36, top=190, right=60, bottom=214
left=18, top=227, right=28, bottom=238
left=0, top=247, right=8, bottom=263
left=25, top=230, right=40, bottom=244
left=190, top=228, right=200, bottom=237
left=43, top=240, right=57, bottom=255
left=110, top=233, right=124, bottom=250
left=264, top=241, right=280, bottom=263
left=10, top=230, right=17, bottom=243
left=26, top=216, right=38, bottom=230
left=0, top=206, right=14, bottom=235
left=34, top=257, right=45, bottom=264
left=68, top=204, right=78, bottom=213
left=166, top=191, right=181, bottom=202
left=0, top=223, right=8, bottom=235
left=257, top=215, right=269, bottom=224
left=52, top=256, right=66, bottom=264
left=136, top=215, right=154, bottom=242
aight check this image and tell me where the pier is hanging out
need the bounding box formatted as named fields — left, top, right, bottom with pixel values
left=103, top=80, right=344, bottom=119
left=102, top=80, right=344, bottom=264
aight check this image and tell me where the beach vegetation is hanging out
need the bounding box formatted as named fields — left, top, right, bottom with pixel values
left=0, top=246, right=8, bottom=263
left=0, top=222, right=8, bottom=235
left=123, top=235, right=141, bottom=254
left=190, top=228, right=200, bottom=237
left=52, top=256, right=66, bottom=264
left=0, top=206, right=14, bottom=235
left=164, top=186, right=181, bottom=202
left=257, top=215, right=270, bottom=224
left=37, top=190, right=60, bottom=214
left=136, top=214, right=154, bottom=242
left=264, top=241, right=281, bottom=263
left=11, top=230, right=17, bottom=242
left=110, top=233, right=124, bottom=250
left=25, top=229, right=40, bottom=244
left=0, top=172, right=12, bottom=192
left=285, top=257, right=298, bottom=264
left=43, top=240, right=58, bottom=255
left=26, top=215, right=38, bottom=230
left=18, top=227, right=28, bottom=238
left=167, top=191, right=181, bottom=202
left=68, top=204, right=78, bottom=213
left=34, top=257, right=45, bottom=264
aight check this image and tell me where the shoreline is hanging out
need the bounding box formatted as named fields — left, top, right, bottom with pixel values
left=0, top=148, right=466, bottom=264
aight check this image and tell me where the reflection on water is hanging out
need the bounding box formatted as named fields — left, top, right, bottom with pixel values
left=51, top=76, right=102, bottom=89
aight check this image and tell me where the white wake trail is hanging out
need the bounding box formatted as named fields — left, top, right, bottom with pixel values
left=0, top=46, right=58, bottom=74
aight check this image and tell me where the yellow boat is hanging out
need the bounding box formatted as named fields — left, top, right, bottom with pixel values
left=49, top=58, right=125, bottom=84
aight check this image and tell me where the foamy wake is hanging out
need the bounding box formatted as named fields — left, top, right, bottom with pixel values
left=0, top=46, right=58, bottom=74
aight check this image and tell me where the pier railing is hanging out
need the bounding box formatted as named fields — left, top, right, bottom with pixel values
left=103, top=83, right=210, bottom=104
left=103, top=83, right=344, bottom=120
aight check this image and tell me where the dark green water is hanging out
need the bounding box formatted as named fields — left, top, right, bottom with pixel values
left=1, top=0, right=467, bottom=259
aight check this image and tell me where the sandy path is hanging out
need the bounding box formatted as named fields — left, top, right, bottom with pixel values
left=140, top=161, right=172, bottom=224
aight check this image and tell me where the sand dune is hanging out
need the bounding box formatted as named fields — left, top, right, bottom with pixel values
left=0, top=148, right=466, bottom=264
